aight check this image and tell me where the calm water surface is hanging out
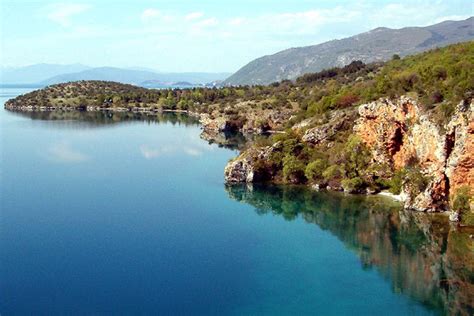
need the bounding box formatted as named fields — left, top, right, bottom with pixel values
left=1, top=87, right=472, bottom=315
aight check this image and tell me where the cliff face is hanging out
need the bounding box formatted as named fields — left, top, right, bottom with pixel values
left=225, top=96, right=473, bottom=213
left=199, top=103, right=294, bottom=134
left=354, top=97, right=473, bottom=212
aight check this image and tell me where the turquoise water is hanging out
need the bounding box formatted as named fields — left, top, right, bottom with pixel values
left=0, top=87, right=459, bottom=315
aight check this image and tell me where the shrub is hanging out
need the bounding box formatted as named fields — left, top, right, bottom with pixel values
left=451, top=186, right=472, bottom=215
left=305, top=159, right=328, bottom=181
left=322, top=165, right=342, bottom=181
left=336, top=93, right=359, bottom=108
left=432, top=65, right=447, bottom=80
left=388, top=169, right=406, bottom=195
left=403, top=167, right=431, bottom=198
left=341, top=135, right=372, bottom=178
left=282, top=155, right=306, bottom=183
left=430, top=90, right=444, bottom=103
left=341, top=177, right=364, bottom=193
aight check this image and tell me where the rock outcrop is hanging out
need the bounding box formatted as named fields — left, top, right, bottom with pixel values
left=224, top=142, right=281, bottom=183
left=302, top=109, right=357, bottom=145
left=354, top=96, right=473, bottom=212
left=199, top=102, right=294, bottom=135
left=199, top=114, right=231, bottom=132
left=224, top=154, right=256, bottom=183
left=225, top=95, right=472, bottom=214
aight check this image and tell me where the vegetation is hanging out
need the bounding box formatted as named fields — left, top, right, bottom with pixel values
left=5, top=42, right=474, bottom=197
left=451, top=186, right=473, bottom=223
left=8, top=42, right=473, bottom=123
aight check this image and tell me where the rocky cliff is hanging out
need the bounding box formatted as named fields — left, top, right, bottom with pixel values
left=225, top=96, right=473, bottom=214
left=354, top=96, right=473, bottom=212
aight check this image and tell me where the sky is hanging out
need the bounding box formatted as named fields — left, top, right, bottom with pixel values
left=0, top=0, right=472, bottom=72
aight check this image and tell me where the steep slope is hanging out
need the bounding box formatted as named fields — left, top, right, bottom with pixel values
left=224, top=17, right=473, bottom=85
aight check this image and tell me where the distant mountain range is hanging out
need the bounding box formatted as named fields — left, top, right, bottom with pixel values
left=0, top=63, right=91, bottom=84
left=224, top=17, right=474, bottom=86
left=0, top=64, right=231, bottom=87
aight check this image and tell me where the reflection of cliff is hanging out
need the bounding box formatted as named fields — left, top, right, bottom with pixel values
left=11, top=109, right=253, bottom=150
left=226, top=184, right=474, bottom=315
left=7, top=110, right=200, bottom=128
left=199, top=129, right=268, bottom=151
left=200, top=129, right=248, bottom=151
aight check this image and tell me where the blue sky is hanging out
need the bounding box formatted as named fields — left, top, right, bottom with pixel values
left=1, top=0, right=471, bottom=72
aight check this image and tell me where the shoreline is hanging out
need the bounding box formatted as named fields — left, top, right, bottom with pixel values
left=377, top=191, right=406, bottom=202
left=2, top=105, right=464, bottom=216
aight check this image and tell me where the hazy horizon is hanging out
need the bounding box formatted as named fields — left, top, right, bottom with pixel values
left=1, top=0, right=471, bottom=73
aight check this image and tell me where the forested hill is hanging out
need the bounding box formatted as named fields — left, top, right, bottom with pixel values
left=223, top=17, right=473, bottom=86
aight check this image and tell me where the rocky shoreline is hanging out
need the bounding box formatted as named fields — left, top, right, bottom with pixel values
left=224, top=96, right=473, bottom=218
left=5, top=95, right=473, bottom=219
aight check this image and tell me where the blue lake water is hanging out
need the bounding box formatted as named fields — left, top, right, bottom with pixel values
left=1, top=87, right=470, bottom=315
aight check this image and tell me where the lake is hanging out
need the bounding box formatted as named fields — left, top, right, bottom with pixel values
left=1, top=87, right=472, bottom=315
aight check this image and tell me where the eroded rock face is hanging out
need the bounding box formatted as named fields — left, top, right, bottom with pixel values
left=224, top=156, right=256, bottom=183
left=199, top=114, right=231, bottom=132
left=354, top=96, right=473, bottom=212
left=224, top=142, right=281, bottom=183
left=302, top=109, right=357, bottom=145
left=445, top=104, right=474, bottom=195
left=200, top=106, right=293, bottom=134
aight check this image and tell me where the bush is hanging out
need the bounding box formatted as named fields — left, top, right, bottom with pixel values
left=282, top=155, right=306, bottom=183
left=341, top=135, right=372, bottom=178
left=322, top=165, right=342, bottom=181
left=388, top=169, right=405, bottom=195
left=336, top=93, right=359, bottom=108
left=403, top=167, right=431, bottom=198
left=341, top=177, right=364, bottom=193
left=432, top=65, right=447, bottom=80
left=305, top=159, right=328, bottom=181
left=451, top=186, right=472, bottom=215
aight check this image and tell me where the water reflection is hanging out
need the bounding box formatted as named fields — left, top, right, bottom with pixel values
left=7, top=110, right=200, bottom=129
left=226, top=184, right=474, bottom=316
left=7, top=110, right=252, bottom=150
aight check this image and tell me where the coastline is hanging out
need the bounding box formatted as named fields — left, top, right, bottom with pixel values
left=378, top=191, right=406, bottom=202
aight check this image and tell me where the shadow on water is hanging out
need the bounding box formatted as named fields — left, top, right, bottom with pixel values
left=226, top=184, right=474, bottom=316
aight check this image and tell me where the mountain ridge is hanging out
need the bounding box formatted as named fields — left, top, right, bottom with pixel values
left=1, top=64, right=231, bottom=87
left=224, top=17, right=474, bottom=85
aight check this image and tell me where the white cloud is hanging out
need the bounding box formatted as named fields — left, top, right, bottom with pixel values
left=185, top=12, right=204, bottom=21
left=228, top=18, right=245, bottom=26
left=183, top=147, right=202, bottom=156
left=140, top=144, right=176, bottom=159
left=47, top=3, right=91, bottom=27
left=141, top=8, right=176, bottom=24
left=195, top=17, right=219, bottom=28
left=47, top=142, right=89, bottom=163
left=141, top=8, right=161, bottom=22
